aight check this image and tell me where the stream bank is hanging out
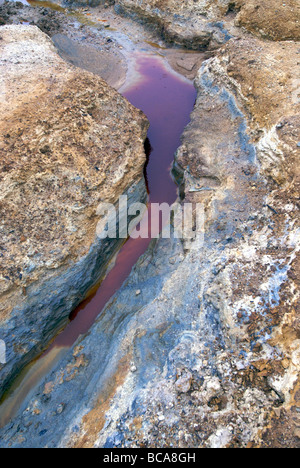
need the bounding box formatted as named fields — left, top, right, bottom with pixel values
left=0, top=0, right=199, bottom=434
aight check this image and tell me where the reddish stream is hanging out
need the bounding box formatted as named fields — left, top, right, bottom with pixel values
left=45, top=56, right=196, bottom=349
left=0, top=55, right=196, bottom=427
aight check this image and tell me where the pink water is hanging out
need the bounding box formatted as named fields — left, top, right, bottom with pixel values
left=0, top=55, right=197, bottom=428
left=46, top=56, right=196, bottom=349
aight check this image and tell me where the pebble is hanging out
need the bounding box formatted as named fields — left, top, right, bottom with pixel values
left=56, top=403, right=65, bottom=415
left=273, top=408, right=281, bottom=418
left=297, top=142, right=300, bottom=148
left=175, top=371, right=192, bottom=393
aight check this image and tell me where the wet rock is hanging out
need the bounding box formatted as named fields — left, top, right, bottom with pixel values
left=176, top=57, right=197, bottom=73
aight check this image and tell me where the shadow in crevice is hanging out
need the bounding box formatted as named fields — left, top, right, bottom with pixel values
left=143, top=137, right=153, bottom=195
left=226, top=2, right=241, bottom=16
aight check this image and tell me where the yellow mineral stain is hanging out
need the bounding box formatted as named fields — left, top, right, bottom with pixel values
left=71, top=352, right=132, bottom=448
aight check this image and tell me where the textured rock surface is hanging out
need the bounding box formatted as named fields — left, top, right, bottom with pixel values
left=1, top=26, right=299, bottom=447
left=115, top=0, right=233, bottom=19
left=235, top=0, right=300, bottom=41
left=0, top=1, right=64, bottom=35
left=112, top=0, right=300, bottom=48
left=0, top=2, right=128, bottom=89
left=113, top=0, right=234, bottom=49
left=0, top=25, right=148, bottom=397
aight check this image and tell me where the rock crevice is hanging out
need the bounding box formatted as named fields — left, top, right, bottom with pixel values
left=0, top=25, right=148, bottom=399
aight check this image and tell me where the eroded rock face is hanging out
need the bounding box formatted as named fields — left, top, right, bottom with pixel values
left=0, top=26, right=148, bottom=397
left=0, top=1, right=64, bottom=35
left=62, top=0, right=300, bottom=48
left=113, top=0, right=300, bottom=49
left=114, top=0, right=234, bottom=49
left=115, top=0, right=233, bottom=19
left=0, top=2, right=128, bottom=90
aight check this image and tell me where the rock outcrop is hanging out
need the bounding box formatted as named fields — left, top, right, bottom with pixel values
left=113, top=0, right=300, bottom=49
left=0, top=2, right=128, bottom=90
left=113, top=0, right=234, bottom=49
left=0, top=25, right=148, bottom=399
left=235, top=0, right=300, bottom=41
left=0, top=1, right=64, bottom=35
